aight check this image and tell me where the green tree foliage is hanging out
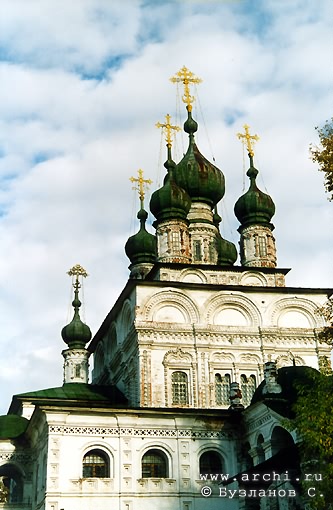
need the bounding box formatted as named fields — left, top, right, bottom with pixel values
left=316, top=297, right=333, bottom=344
left=310, top=119, right=333, bottom=200
left=0, top=477, right=9, bottom=503
left=291, top=369, right=333, bottom=508
left=290, top=298, right=333, bottom=507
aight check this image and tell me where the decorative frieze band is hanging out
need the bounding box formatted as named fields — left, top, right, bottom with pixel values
left=48, top=425, right=231, bottom=439
left=0, top=452, right=33, bottom=464
left=247, top=413, right=271, bottom=432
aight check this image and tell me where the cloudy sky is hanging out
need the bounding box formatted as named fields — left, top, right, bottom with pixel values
left=0, top=0, right=332, bottom=413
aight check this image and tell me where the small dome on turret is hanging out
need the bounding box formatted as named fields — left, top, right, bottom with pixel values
left=125, top=208, right=156, bottom=265
left=173, top=108, right=225, bottom=208
left=62, top=278, right=92, bottom=349
left=150, top=149, right=191, bottom=223
left=234, top=155, right=275, bottom=228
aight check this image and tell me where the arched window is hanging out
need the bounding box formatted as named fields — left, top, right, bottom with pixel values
left=0, top=464, right=23, bottom=503
left=215, top=373, right=231, bottom=405
left=199, top=451, right=223, bottom=475
left=171, top=371, right=188, bottom=405
left=257, top=235, right=267, bottom=257
left=193, top=240, right=202, bottom=262
left=271, top=426, right=295, bottom=456
left=82, top=449, right=109, bottom=478
left=257, top=434, right=265, bottom=464
left=240, top=374, right=256, bottom=406
left=141, top=449, right=168, bottom=478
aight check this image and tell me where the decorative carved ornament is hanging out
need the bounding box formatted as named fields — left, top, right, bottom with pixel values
left=163, top=348, right=193, bottom=366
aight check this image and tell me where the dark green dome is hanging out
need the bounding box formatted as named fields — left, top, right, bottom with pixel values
left=150, top=152, right=191, bottom=223
left=218, top=236, right=238, bottom=265
left=251, top=365, right=318, bottom=418
left=213, top=211, right=237, bottom=265
left=125, top=208, right=156, bottom=265
left=0, top=414, right=29, bottom=439
left=62, top=289, right=92, bottom=349
left=173, top=108, right=225, bottom=208
left=234, top=156, right=275, bottom=228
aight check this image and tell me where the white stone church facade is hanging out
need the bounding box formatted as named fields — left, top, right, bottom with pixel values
left=0, top=73, right=331, bottom=510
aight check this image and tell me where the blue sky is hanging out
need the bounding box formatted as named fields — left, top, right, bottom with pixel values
left=0, top=0, right=332, bottom=413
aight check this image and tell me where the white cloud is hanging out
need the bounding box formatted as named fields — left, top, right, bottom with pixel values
left=0, top=0, right=142, bottom=73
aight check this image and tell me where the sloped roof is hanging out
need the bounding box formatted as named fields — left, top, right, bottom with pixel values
left=9, top=383, right=127, bottom=414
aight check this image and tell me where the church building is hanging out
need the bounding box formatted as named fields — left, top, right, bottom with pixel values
left=0, top=67, right=331, bottom=510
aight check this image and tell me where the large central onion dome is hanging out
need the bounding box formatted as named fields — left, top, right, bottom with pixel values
left=173, top=108, right=225, bottom=208
left=234, top=156, right=275, bottom=228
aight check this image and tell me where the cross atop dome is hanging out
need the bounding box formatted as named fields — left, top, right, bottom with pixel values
left=130, top=169, right=153, bottom=208
left=170, top=66, right=202, bottom=112
left=156, top=114, right=181, bottom=148
left=67, top=263, right=88, bottom=279
left=237, top=124, right=259, bottom=158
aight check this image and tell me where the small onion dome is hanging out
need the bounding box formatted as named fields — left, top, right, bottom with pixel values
left=61, top=289, right=92, bottom=349
left=234, top=156, right=275, bottom=228
left=173, top=108, right=225, bottom=208
left=125, top=208, right=156, bottom=265
left=150, top=151, right=191, bottom=223
left=213, top=211, right=237, bottom=265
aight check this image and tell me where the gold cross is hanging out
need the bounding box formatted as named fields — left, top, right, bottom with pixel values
left=156, top=114, right=181, bottom=147
left=170, top=65, right=202, bottom=111
left=130, top=169, right=153, bottom=204
left=67, top=264, right=88, bottom=278
left=237, top=124, right=259, bottom=158
left=67, top=264, right=88, bottom=290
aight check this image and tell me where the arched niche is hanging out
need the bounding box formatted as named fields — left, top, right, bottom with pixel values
left=120, top=300, right=134, bottom=337
left=271, top=426, right=295, bottom=456
left=143, top=290, right=199, bottom=324
left=154, top=305, right=186, bottom=323
left=206, top=294, right=261, bottom=327
left=271, top=298, right=324, bottom=328
left=179, top=268, right=207, bottom=284
left=240, top=271, right=267, bottom=287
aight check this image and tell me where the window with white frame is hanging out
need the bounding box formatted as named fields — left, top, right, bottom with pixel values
left=82, top=449, right=110, bottom=478
left=171, top=371, right=189, bottom=405
left=141, top=449, right=168, bottom=478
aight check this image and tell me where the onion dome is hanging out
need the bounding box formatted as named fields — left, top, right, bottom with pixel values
left=213, top=210, right=237, bottom=265
left=150, top=147, right=191, bottom=223
left=173, top=107, right=225, bottom=208
left=234, top=155, right=275, bottom=228
left=125, top=208, right=156, bottom=265
left=62, top=282, right=92, bottom=349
